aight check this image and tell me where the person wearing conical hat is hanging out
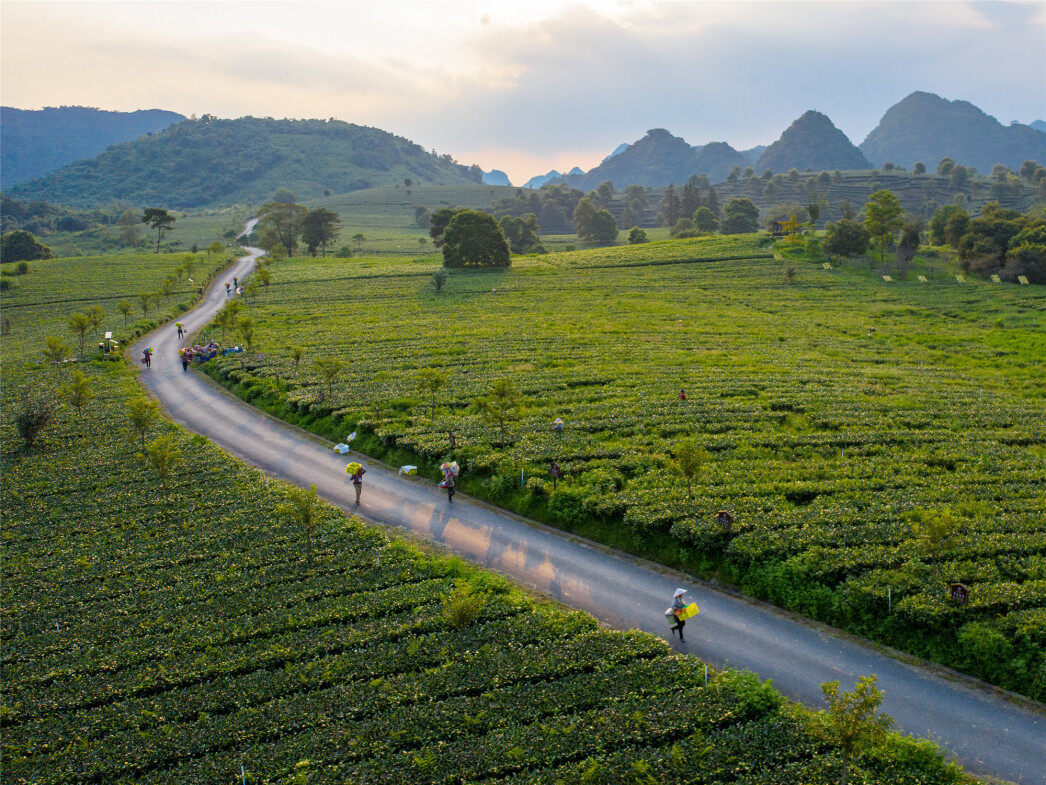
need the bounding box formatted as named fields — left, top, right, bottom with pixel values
left=669, top=588, right=688, bottom=642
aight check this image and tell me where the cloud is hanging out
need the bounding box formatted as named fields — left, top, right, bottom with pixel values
left=2, top=0, right=1043, bottom=184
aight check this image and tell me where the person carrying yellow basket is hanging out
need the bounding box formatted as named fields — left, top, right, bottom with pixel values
left=666, top=588, right=698, bottom=642
left=346, top=462, right=365, bottom=507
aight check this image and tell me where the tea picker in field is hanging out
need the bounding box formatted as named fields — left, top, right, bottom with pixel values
left=679, top=388, right=687, bottom=401
left=347, top=462, right=366, bottom=507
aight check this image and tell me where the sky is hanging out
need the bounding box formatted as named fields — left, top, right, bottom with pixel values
left=2, top=0, right=1044, bottom=184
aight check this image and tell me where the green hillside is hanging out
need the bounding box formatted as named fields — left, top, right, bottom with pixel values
left=0, top=105, right=184, bottom=188
left=0, top=254, right=969, bottom=783
left=203, top=235, right=1045, bottom=702
left=6, top=116, right=483, bottom=209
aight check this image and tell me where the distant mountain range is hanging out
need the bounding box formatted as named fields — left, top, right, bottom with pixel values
left=1, top=106, right=185, bottom=188
left=6, top=115, right=484, bottom=208
left=5, top=92, right=1043, bottom=209
left=528, top=92, right=1044, bottom=189
left=858, top=92, right=1046, bottom=172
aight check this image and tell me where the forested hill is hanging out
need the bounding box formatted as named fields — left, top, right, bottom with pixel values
left=859, top=91, right=1046, bottom=171
left=755, top=110, right=871, bottom=173
left=556, top=129, right=750, bottom=189
left=6, top=116, right=483, bottom=209
left=0, top=106, right=184, bottom=188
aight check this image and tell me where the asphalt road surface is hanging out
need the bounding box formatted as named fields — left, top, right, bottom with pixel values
left=131, top=239, right=1045, bottom=784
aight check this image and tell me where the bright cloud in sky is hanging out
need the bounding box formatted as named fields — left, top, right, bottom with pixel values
left=2, top=0, right=1044, bottom=184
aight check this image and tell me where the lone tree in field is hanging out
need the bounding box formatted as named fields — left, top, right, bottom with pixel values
left=301, top=208, right=342, bottom=256
left=59, top=370, right=96, bottom=427
left=588, top=209, right=619, bottom=245
left=441, top=210, right=510, bottom=268
left=84, top=305, right=105, bottom=339
left=416, top=368, right=446, bottom=416
left=257, top=201, right=307, bottom=255
left=66, top=312, right=91, bottom=359
left=142, top=208, right=176, bottom=254
left=144, top=434, right=183, bottom=485
left=13, top=389, right=57, bottom=450
left=288, top=345, right=304, bottom=374
left=213, top=300, right=241, bottom=343
left=117, top=300, right=134, bottom=324
left=720, top=198, right=759, bottom=234
left=313, top=356, right=344, bottom=400
left=864, top=190, right=904, bottom=268
left=41, top=336, right=70, bottom=378
left=672, top=437, right=707, bottom=500
left=237, top=316, right=256, bottom=350
left=138, top=292, right=153, bottom=316
left=473, top=378, right=522, bottom=443
left=126, top=396, right=159, bottom=450
left=279, top=483, right=321, bottom=565
left=819, top=675, right=893, bottom=785
left=352, top=232, right=366, bottom=250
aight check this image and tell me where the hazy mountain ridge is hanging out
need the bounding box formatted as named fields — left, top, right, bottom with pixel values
left=0, top=105, right=185, bottom=188
left=859, top=91, right=1046, bottom=171
left=755, top=111, right=871, bottom=173
left=7, top=115, right=483, bottom=208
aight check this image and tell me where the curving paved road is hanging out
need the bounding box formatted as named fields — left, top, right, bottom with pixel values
left=132, top=240, right=1045, bottom=784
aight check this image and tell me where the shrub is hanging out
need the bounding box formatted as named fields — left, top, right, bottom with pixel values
left=628, top=226, right=648, bottom=244
left=13, top=389, right=57, bottom=449
left=442, top=583, right=487, bottom=628
left=823, top=219, right=870, bottom=257
left=547, top=488, right=588, bottom=527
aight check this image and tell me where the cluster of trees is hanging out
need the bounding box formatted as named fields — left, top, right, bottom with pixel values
left=429, top=208, right=511, bottom=268
left=572, top=196, right=619, bottom=244
left=492, top=185, right=586, bottom=234
left=930, top=201, right=1046, bottom=283
left=821, top=189, right=923, bottom=276
left=254, top=192, right=343, bottom=256
left=659, top=175, right=721, bottom=228
left=0, top=194, right=110, bottom=236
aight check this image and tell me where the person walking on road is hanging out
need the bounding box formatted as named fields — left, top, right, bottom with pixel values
left=351, top=464, right=366, bottom=507
left=142, top=348, right=152, bottom=368
left=669, top=588, right=688, bottom=642
left=225, top=282, right=231, bottom=296
left=180, top=354, right=189, bottom=372
left=443, top=470, right=455, bottom=503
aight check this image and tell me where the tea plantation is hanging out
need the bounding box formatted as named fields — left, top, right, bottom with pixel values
left=206, top=233, right=1046, bottom=701
left=0, top=253, right=969, bottom=782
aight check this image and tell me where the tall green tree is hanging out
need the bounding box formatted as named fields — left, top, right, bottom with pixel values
left=144, top=434, right=183, bottom=485
left=257, top=201, right=307, bottom=255
left=126, top=396, right=159, bottom=450
left=573, top=197, right=599, bottom=239
left=142, top=208, right=175, bottom=253
left=672, top=437, right=707, bottom=500
left=680, top=175, right=704, bottom=216
left=313, top=356, right=344, bottom=400
left=428, top=207, right=461, bottom=247
left=864, top=190, right=904, bottom=266
left=721, top=198, right=759, bottom=234
left=66, top=312, right=90, bottom=359
left=660, top=184, right=681, bottom=227
left=441, top=210, right=510, bottom=268
left=41, top=336, right=70, bottom=379
left=416, top=368, right=447, bottom=416
left=300, top=208, right=342, bottom=256
left=499, top=213, right=541, bottom=254
left=589, top=209, right=619, bottom=245
left=278, top=483, right=321, bottom=565
left=473, top=378, right=523, bottom=443
left=59, top=370, right=95, bottom=426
